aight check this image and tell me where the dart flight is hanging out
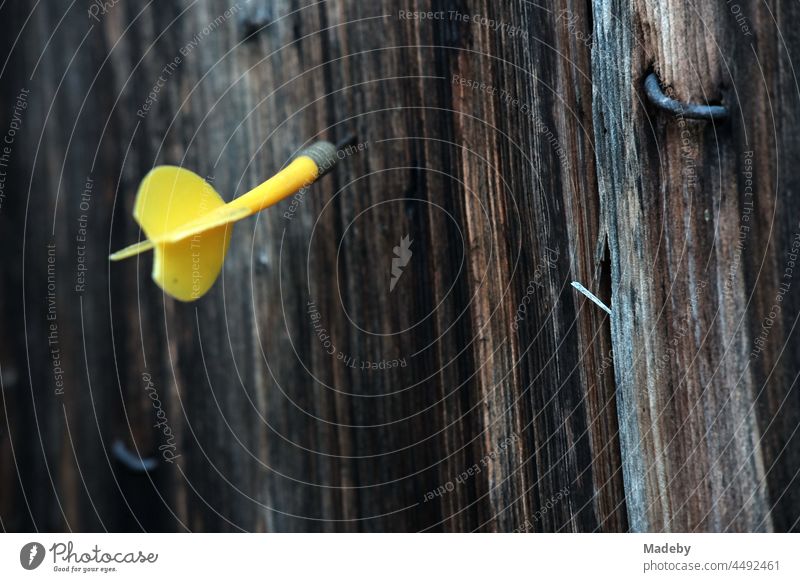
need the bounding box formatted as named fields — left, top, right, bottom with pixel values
left=110, top=141, right=339, bottom=301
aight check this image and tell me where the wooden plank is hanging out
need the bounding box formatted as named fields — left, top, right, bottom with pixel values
left=592, top=0, right=800, bottom=531
left=0, top=0, right=626, bottom=531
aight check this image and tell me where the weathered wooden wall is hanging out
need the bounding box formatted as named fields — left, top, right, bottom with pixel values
left=0, top=0, right=797, bottom=532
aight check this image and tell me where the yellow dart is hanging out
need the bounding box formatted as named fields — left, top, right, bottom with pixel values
left=110, top=141, right=339, bottom=301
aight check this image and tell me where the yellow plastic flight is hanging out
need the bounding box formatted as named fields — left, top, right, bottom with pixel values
left=110, top=141, right=339, bottom=301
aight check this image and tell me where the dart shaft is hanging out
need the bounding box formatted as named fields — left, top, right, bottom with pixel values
left=228, top=141, right=338, bottom=214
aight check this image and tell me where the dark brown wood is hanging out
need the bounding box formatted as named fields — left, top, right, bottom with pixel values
left=0, top=0, right=797, bottom=533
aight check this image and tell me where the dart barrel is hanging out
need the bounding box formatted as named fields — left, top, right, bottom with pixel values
left=296, top=140, right=339, bottom=178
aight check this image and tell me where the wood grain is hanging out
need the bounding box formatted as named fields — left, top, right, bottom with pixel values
left=0, top=0, right=797, bottom=533
left=593, top=0, right=800, bottom=531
